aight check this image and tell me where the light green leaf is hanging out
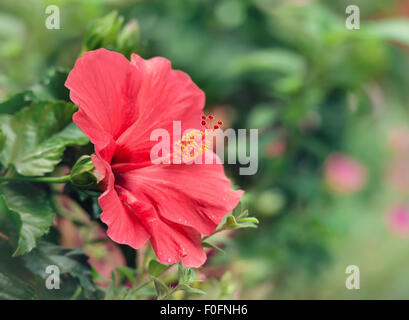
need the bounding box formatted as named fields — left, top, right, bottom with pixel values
left=229, top=49, right=305, bottom=75
left=148, top=259, right=169, bottom=277
left=178, top=284, right=205, bottom=295
left=0, top=101, right=89, bottom=176
left=366, top=19, right=409, bottom=46
left=116, top=266, right=136, bottom=287
left=0, top=183, right=55, bottom=256
left=0, top=129, right=5, bottom=153
left=152, top=276, right=169, bottom=298
left=202, top=241, right=226, bottom=254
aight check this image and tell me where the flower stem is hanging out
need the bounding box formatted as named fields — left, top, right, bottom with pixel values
left=0, top=175, right=71, bottom=184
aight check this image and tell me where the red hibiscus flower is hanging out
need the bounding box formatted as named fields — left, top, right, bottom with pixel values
left=65, top=49, right=243, bottom=267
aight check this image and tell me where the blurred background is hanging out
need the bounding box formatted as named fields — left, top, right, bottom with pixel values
left=2, top=0, right=409, bottom=299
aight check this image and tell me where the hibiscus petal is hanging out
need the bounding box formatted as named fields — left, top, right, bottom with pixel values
left=92, top=155, right=150, bottom=249
left=65, top=48, right=142, bottom=152
left=116, top=185, right=206, bottom=267
left=114, top=152, right=243, bottom=237
left=113, top=54, right=205, bottom=164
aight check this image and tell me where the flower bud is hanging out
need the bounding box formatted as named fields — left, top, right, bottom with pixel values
left=69, top=155, right=97, bottom=188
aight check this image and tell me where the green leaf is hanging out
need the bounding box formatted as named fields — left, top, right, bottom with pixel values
left=0, top=183, right=55, bottom=256
left=0, top=101, right=89, bottom=176
left=366, top=19, right=409, bottom=46
left=83, top=11, right=124, bottom=52
left=32, top=68, right=70, bottom=102
left=105, top=272, right=117, bottom=300
left=0, top=91, right=33, bottom=115
left=232, top=202, right=242, bottom=218
left=148, top=259, right=169, bottom=277
left=0, top=238, right=36, bottom=299
left=226, top=213, right=259, bottom=230
left=0, top=129, right=5, bottom=153
left=229, top=49, right=305, bottom=75
left=0, top=269, right=35, bottom=300
left=202, top=241, right=226, bottom=254
left=152, top=276, right=169, bottom=298
left=178, top=264, right=196, bottom=284
left=23, top=241, right=97, bottom=299
left=116, top=266, right=136, bottom=287
left=0, top=239, right=97, bottom=300
left=178, top=284, right=205, bottom=295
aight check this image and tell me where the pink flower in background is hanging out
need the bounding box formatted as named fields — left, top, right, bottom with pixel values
left=324, top=153, right=367, bottom=194
left=264, top=139, right=286, bottom=158
left=386, top=205, right=409, bottom=237
left=65, top=49, right=243, bottom=267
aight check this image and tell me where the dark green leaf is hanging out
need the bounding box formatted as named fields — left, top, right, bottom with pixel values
left=23, top=241, right=97, bottom=299
left=148, top=259, right=169, bottom=277
left=0, top=183, right=55, bottom=256
left=0, top=238, right=35, bottom=299
left=0, top=91, right=33, bottom=115
left=0, top=101, right=88, bottom=176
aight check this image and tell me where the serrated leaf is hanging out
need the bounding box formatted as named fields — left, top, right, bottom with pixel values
left=148, top=259, right=169, bottom=277
left=0, top=183, right=55, bottom=256
left=0, top=101, right=89, bottom=176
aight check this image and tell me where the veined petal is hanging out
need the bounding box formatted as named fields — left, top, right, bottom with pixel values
left=92, top=155, right=150, bottom=249
left=114, top=152, right=243, bottom=236
left=112, top=55, right=205, bottom=164
left=65, top=48, right=142, bottom=155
